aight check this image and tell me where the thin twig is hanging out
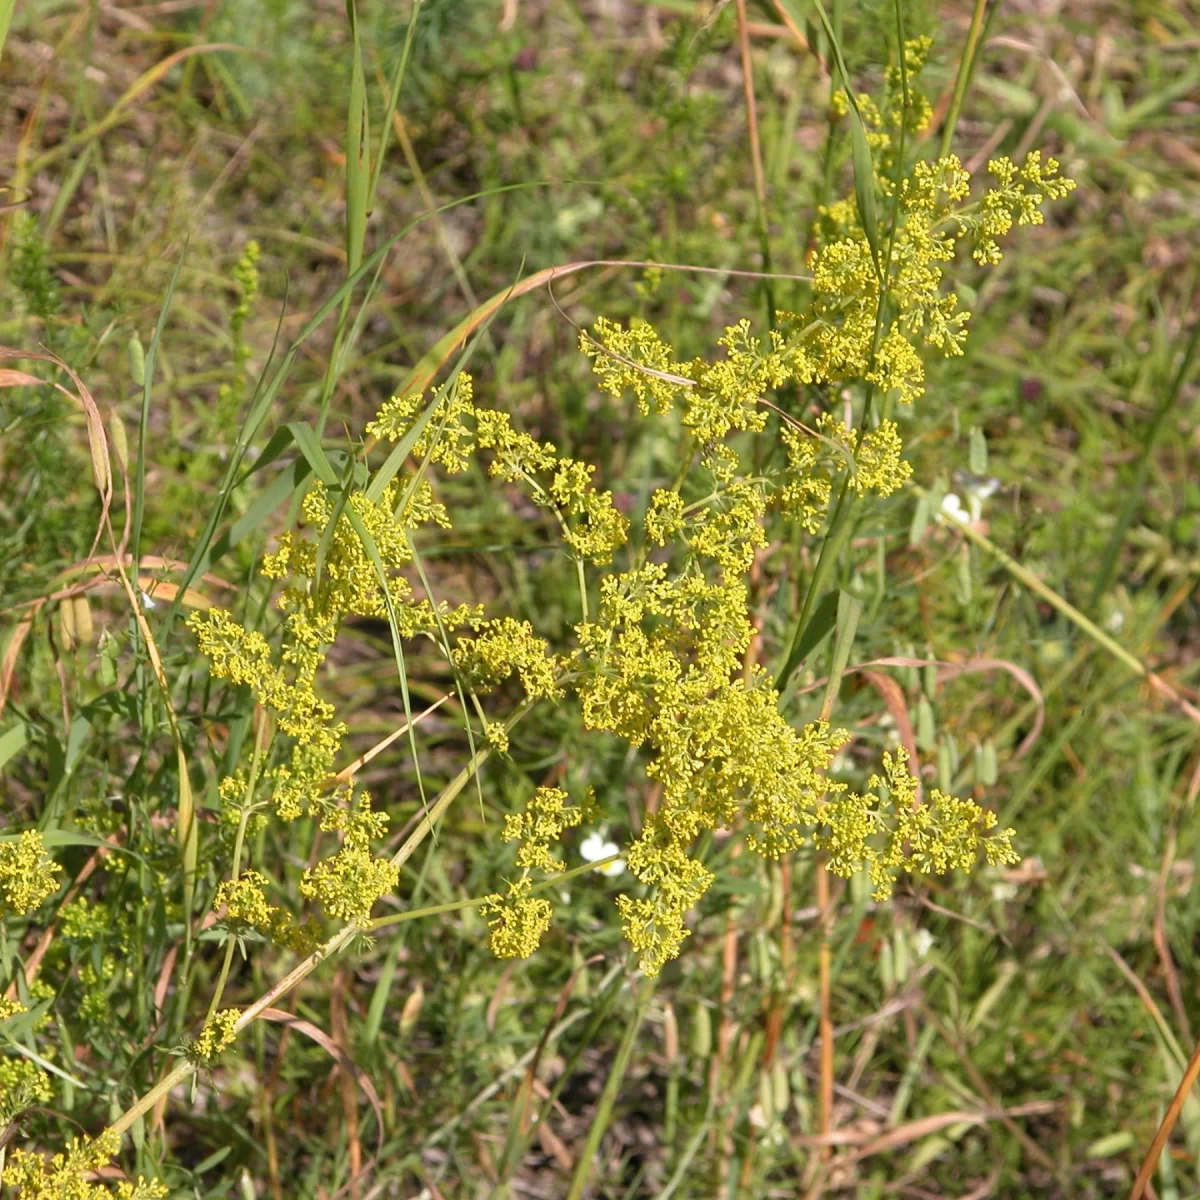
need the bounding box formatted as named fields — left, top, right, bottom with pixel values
left=1131, top=1032, right=1200, bottom=1199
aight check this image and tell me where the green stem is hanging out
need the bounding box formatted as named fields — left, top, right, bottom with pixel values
left=565, top=976, right=655, bottom=1200
left=369, top=853, right=623, bottom=932
left=939, top=0, right=994, bottom=158
left=927, top=488, right=1178, bottom=685
left=1087, top=316, right=1200, bottom=611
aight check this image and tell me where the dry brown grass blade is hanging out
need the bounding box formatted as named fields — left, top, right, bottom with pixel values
left=0, top=349, right=113, bottom=567
left=769, top=0, right=827, bottom=73
left=0, top=610, right=38, bottom=719
left=1131, top=1031, right=1200, bottom=1199
left=860, top=669, right=922, bottom=791
left=330, top=693, right=450, bottom=786
left=376, top=257, right=813, bottom=445
left=330, top=969, right=363, bottom=1198
left=793, top=654, right=1045, bottom=764
left=793, top=1100, right=1057, bottom=1156
left=937, top=657, right=1045, bottom=761
left=259, top=1006, right=384, bottom=1165
left=28, top=43, right=252, bottom=173
left=0, top=553, right=232, bottom=616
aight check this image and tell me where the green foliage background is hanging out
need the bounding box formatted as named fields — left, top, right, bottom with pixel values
left=0, top=0, right=1198, bottom=1196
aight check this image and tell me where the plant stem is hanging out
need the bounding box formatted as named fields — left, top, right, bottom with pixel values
left=565, top=975, right=655, bottom=1200
left=929, top=491, right=1200, bottom=726
left=939, top=0, right=993, bottom=158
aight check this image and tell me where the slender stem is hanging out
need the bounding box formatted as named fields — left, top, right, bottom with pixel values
left=575, top=556, right=589, bottom=624
left=938, top=0, right=991, bottom=158
left=369, top=853, right=623, bottom=932
left=565, top=976, right=654, bottom=1200
left=735, top=0, right=776, bottom=325
left=1130, top=1032, right=1200, bottom=1200
left=815, top=860, right=834, bottom=1152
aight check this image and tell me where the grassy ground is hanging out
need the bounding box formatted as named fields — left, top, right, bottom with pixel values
left=1, top=0, right=1199, bottom=1196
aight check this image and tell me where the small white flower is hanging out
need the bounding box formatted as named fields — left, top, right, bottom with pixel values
left=991, top=881, right=1018, bottom=903
left=140, top=590, right=157, bottom=609
left=580, top=832, right=625, bottom=877
left=1105, top=609, right=1125, bottom=634
left=939, top=492, right=965, bottom=522
left=912, top=928, right=935, bottom=959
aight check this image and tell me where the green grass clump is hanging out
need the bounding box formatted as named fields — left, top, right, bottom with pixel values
left=1, top=0, right=1198, bottom=1197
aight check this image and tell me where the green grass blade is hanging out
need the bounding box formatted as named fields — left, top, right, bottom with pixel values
left=167, top=183, right=543, bottom=625
left=367, top=0, right=422, bottom=209
left=341, top=505, right=430, bottom=823
left=778, top=587, right=839, bottom=685
left=938, top=0, right=995, bottom=158
left=565, top=977, right=654, bottom=1200
left=795, top=0, right=883, bottom=277
left=131, top=242, right=188, bottom=578
left=1088, top=318, right=1200, bottom=610
left=0, top=720, right=26, bottom=770
left=0, top=0, right=14, bottom=63
left=821, top=589, right=861, bottom=718
left=344, top=0, right=370, bottom=281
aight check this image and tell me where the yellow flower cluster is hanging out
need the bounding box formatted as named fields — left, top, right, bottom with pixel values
left=189, top=449, right=474, bottom=928
left=452, top=617, right=565, bottom=701
left=832, top=37, right=936, bottom=184
left=0, top=1057, right=52, bottom=1124
left=187, top=134, right=1068, bottom=981
left=369, top=378, right=630, bottom=565
left=0, top=830, right=61, bottom=916
left=191, top=1008, right=240, bottom=1063
left=481, top=786, right=594, bottom=960
left=214, top=871, right=320, bottom=954
left=2, top=1129, right=167, bottom=1200
left=815, top=749, right=1017, bottom=900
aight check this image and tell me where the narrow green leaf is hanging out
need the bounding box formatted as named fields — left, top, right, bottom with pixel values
left=776, top=479, right=854, bottom=690
left=0, top=0, right=17, bottom=63
left=917, top=695, right=935, bottom=749
left=286, top=421, right=339, bottom=487
left=132, top=242, right=187, bottom=582
left=797, top=0, right=883, bottom=277
left=197, top=461, right=309, bottom=580
left=909, top=490, right=932, bottom=545
left=0, top=721, right=26, bottom=770
left=342, top=505, right=430, bottom=822
left=367, top=0, right=423, bottom=209
left=821, top=589, right=862, bottom=717
left=344, top=0, right=370, bottom=279
left=1085, top=1131, right=1136, bottom=1159
left=313, top=460, right=356, bottom=592
left=363, top=944, right=401, bottom=1047
left=566, top=978, right=654, bottom=1200
left=849, top=111, right=883, bottom=273
left=969, top=425, right=988, bottom=475
left=780, top=589, right=839, bottom=685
